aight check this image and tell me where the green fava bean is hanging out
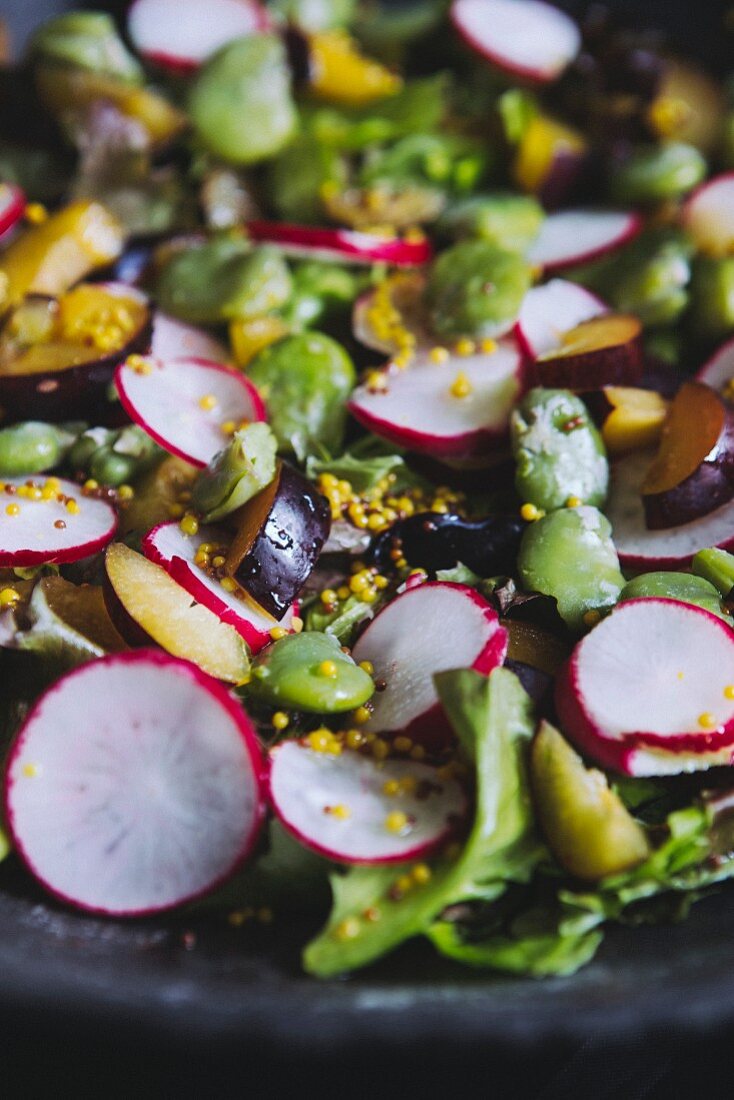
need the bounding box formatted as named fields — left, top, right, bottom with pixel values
left=609, top=142, right=706, bottom=205
left=247, top=632, right=374, bottom=713
left=30, top=12, right=143, bottom=82
left=426, top=240, right=531, bottom=340
left=268, top=137, right=347, bottom=223
left=518, top=506, right=625, bottom=633
left=280, top=261, right=360, bottom=330
left=189, top=35, right=297, bottom=165
left=269, top=0, right=356, bottom=32
left=689, top=257, right=734, bottom=339
left=158, top=241, right=292, bottom=325
left=438, top=193, right=544, bottom=253
left=0, top=421, right=75, bottom=476
left=248, top=332, right=356, bottom=459
left=511, top=388, right=608, bottom=512
left=607, top=236, right=691, bottom=327
left=192, top=422, right=278, bottom=522
left=692, top=547, right=734, bottom=598
left=619, top=572, right=729, bottom=620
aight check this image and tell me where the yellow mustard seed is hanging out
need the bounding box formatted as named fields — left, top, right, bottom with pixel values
left=272, top=712, right=290, bottom=731
left=358, top=660, right=374, bottom=676
left=583, top=610, right=601, bottom=627
left=353, top=705, right=371, bottom=725
left=393, top=736, right=413, bottom=753
left=411, top=863, right=432, bottom=885
left=372, top=738, right=390, bottom=761
left=450, top=371, right=473, bottom=398
left=385, top=811, right=409, bottom=834
left=25, top=202, right=48, bottom=224
left=117, top=484, right=134, bottom=501
left=455, top=337, right=476, bottom=357
left=319, top=659, right=338, bottom=678
left=0, top=587, right=20, bottom=607
left=410, top=745, right=426, bottom=761
left=269, top=625, right=288, bottom=640
left=395, top=874, right=413, bottom=895
left=345, top=729, right=365, bottom=749
left=480, top=337, right=497, bottom=354
left=520, top=502, right=544, bottom=522
left=307, top=728, right=333, bottom=753
left=429, top=346, right=450, bottom=364
left=199, top=394, right=218, bottom=411
left=327, top=803, right=351, bottom=820
left=321, top=589, right=337, bottom=605
left=334, top=917, right=361, bottom=942
left=179, top=514, right=199, bottom=536
left=221, top=420, right=237, bottom=435
left=66, top=499, right=80, bottom=515
left=698, top=712, right=718, bottom=729
left=725, top=685, right=734, bottom=700
left=383, top=779, right=401, bottom=797
left=22, top=762, right=39, bottom=778
left=5, top=503, right=19, bottom=517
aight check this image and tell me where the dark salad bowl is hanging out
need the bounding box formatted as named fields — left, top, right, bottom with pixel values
left=3, top=0, right=734, bottom=1094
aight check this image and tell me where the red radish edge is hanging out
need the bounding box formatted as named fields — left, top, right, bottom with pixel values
left=267, top=740, right=468, bottom=865
left=348, top=343, right=524, bottom=460
left=127, top=0, right=272, bottom=73
left=246, top=221, right=433, bottom=268
left=0, top=476, right=118, bottom=567
left=606, top=451, right=734, bottom=571
left=352, top=581, right=508, bottom=747
left=555, top=599, right=734, bottom=776
left=450, top=0, right=581, bottom=84
left=4, top=649, right=266, bottom=916
left=142, top=521, right=296, bottom=652
left=527, top=209, right=643, bottom=273
left=682, top=171, right=734, bottom=256
left=515, top=280, right=608, bottom=361
left=0, top=182, right=26, bottom=240
left=115, top=355, right=266, bottom=468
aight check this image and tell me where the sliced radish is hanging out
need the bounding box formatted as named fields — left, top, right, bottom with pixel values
left=4, top=650, right=265, bottom=915
left=683, top=173, right=734, bottom=257
left=555, top=599, right=734, bottom=776
left=351, top=582, right=508, bottom=746
left=0, top=181, right=26, bottom=241
left=516, top=280, right=608, bottom=360
left=607, top=451, right=734, bottom=571
left=128, top=0, right=271, bottom=73
left=0, top=477, right=117, bottom=568
left=352, top=274, right=431, bottom=355
left=451, top=0, right=581, bottom=84
left=246, top=221, right=433, bottom=268
left=268, top=740, right=467, bottom=864
left=115, top=355, right=265, bottom=468
left=696, top=336, right=734, bottom=394
left=527, top=209, right=642, bottom=273
left=348, top=342, right=523, bottom=460
left=151, top=312, right=230, bottom=365
left=143, top=521, right=296, bottom=653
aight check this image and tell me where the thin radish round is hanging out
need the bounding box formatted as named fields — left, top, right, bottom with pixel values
left=246, top=221, right=433, bottom=267
left=450, top=0, right=581, bottom=83
left=143, top=521, right=296, bottom=653
left=268, top=740, right=467, bottom=864
left=527, top=209, right=642, bottom=273
left=0, top=476, right=117, bottom=567
left=348, top=342, right=523, bottom=460
left=555, top=599, right=734, bottom=776
left=115, top=355, right=265, bottom=468
left=4, top=650, right=265, bottom=915
left=151, top=312, right=230, bottom=365
left=351, top=581, right=508, bottom=745
left=696, top=335, right=734, bottom=394
left=516, top=280, right=608, bottom=360
left=0, top=181, right=26, bottom=240
left=607, top=451, right=734, bottom=570
left=683, top=172, right=734, bottom=257
left=352, top=276, right=431, bottom=355
left=128, top=0, right=271, bottom=72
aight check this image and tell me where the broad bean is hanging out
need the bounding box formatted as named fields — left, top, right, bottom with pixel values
left=246, top=631, right=374, bottom=712
left=426, top=240, right=531, bottom=340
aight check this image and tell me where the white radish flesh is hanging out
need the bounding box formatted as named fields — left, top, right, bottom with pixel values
left=128, top=0, right=270, bottom=71
left=516, top=280, right=608, bottom=360
left=451, top=0, right=581, bottom=83
left=151, top=312, right=230, bottom=365
left=683, top=173, right=734, bottom=257
left=696, top=336, right=734, bottom=394
left=5, top=650, right=265, bottom=915
left=527, top=210, right=642, bottom=272
left=268, top=740, right=467, bottom=864
left=0, top=476, right=117, bottom=567
left=115, top=355, right=265, bottom=468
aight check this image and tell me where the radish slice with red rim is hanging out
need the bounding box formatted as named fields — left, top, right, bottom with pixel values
left=115, top=355, right=265, bottom=468
left=516, top=280, right=608, bottom=360
left=128, top=0, right=271, bottom=72
left=527, top=210, right=642, bottom=273
left=0, top=476, right=117, bottom=567
left=151, top=312, right=230, bottom=365
left=143, top=521, right=297, bottom=653
left=348, top=342, right=523, bottom=460
left=4, top=650, right=265, bottom=915
left=555, top=599, right=734, bottom=776
left=683, top=172, right=734, bottom=257
left=351, top=581, right=508, bottom=747
left=352, top=275, right=431, bottom=355
left=607, top=451, right=734, bottom=570
left=450, top=0, right=581, bottom=83
left=268, top=740, right=468, bottom=864
left=246, top=221, right=433, bottom=267
left=0, top=182, right=26, bottom=240
left=696, top=335, right=734, bottom=395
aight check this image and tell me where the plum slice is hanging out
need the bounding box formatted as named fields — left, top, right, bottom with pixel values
left=268, top=740, right=467, bottom=865
left=640, top=381, right=734, bottom=530
left=351, top=581, right=508, bottom=748
left=224, top=462, right=330, bottom=621
left=115, top=355, right=265, bottom=468
left=0, top=475, right=117, bottom=568
left=4, top=650, right=264, bottom=915
left=246, top=221, right=432, bottom=268
left=0, top=282, right=152, bottom=423
left=128, top=0, right=271, bottom=73
left=527, top=209, right=642, bottom=273
left=533, top=314, right=643, bottom=390
left=143, top=520, right=297, bottom=653
left=450, top=0, right=581, bottom=84
left=555, top=598, right=734, bottom=776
